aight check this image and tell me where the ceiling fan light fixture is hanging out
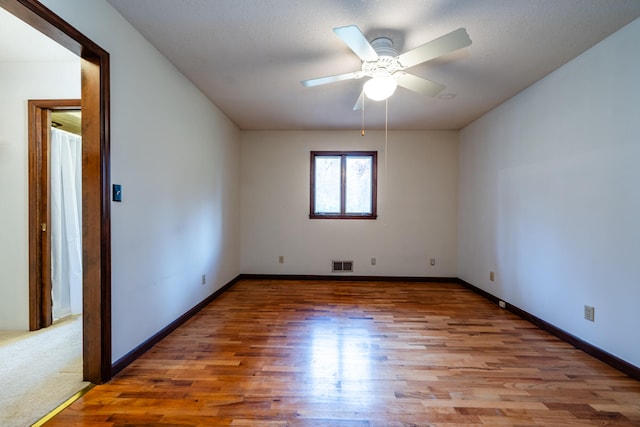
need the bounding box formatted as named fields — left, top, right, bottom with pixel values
left=363, top=74, right=397, bottom=101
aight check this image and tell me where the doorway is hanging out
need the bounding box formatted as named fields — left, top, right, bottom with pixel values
left=2, top=0, right=112, bottom=383
left=28, top=100, right=82, bottom=330
left=51, top=110, right=83, bottom=322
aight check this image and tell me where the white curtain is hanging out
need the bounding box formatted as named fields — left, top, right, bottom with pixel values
left=50, top=127, right=82, bottom=321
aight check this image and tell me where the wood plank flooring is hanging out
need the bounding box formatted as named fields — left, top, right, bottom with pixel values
left=45, top=280, right=640, bottom=426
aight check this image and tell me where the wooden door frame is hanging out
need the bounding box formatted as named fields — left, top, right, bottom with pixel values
left=1, top=0, right=112, bottom=383
left=28, top=99, right=81, bottom=331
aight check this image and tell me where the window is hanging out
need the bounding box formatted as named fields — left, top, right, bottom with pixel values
left=310, top=151, right=377, bottom=219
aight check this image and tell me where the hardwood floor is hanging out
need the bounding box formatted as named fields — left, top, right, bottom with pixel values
left=46, top=280, right=640, bottom=426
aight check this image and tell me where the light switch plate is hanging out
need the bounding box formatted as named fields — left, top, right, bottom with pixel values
left=113, top=184, right=122, bottom=202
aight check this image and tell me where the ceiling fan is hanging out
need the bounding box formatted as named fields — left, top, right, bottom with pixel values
left=301, top=25, right=472, bottom=109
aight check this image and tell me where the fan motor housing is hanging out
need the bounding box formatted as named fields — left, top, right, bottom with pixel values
left=362, top=38, right=402, bottom=77
left=370, top=37, right=398, bottom=57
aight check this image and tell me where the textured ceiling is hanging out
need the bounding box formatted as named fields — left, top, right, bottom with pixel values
left=105, top=0, right=640, bottom=130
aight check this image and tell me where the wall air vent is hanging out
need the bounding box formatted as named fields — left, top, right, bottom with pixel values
left=332, top=260, right=354, bottom=273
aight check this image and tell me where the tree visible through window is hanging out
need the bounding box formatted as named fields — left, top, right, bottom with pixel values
left=310, top=151, right=377, bottom=219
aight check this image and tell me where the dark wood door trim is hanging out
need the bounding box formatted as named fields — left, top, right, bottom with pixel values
left=28, top=99, right=81, bottom=331
left=2, top=0, right=112, bottom=384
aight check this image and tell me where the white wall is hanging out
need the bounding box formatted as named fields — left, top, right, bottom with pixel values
left=41, top=0, right=241, bottom=362
left=0, top=60, right=80, bottom=330
left=240, top=130, right=458, bottom=277
left=458, top=18, right=640, bottom=367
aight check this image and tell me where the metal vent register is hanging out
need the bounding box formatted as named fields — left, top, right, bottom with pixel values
left=332, top=260, right=353, bottom=272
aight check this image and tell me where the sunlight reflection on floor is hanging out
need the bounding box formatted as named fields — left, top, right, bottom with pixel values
left=309, top=320, right=376, bottom=406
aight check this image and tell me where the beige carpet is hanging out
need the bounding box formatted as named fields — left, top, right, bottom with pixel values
left=0, top=315, right=88, bottom=427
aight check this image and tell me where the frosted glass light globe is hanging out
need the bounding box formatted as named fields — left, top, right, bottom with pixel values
left=363, top=75, right=397, bottom=101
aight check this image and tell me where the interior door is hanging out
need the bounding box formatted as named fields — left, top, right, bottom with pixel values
left=28, top=99, right=81, bottom=330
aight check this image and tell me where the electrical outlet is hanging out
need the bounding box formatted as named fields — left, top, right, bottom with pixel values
left=490, top=271, right=495, bottom=281
left=201, top=274, right=206, bottom=285
left=430, top=258, right=436, bottom=266
left=499, top=300, right=506, bottom=309
left=584, top=305, right=595, bottom=322
left=371, top=257, right=376, bottom=265
left=279, top=256, right=284, bottom=264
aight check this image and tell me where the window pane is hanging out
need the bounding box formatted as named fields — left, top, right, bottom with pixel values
left=346, top=156, right=372, bottom=214
left=315, top=156, right=341, bottom=213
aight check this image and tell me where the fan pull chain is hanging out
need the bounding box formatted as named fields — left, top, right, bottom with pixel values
left=385, top=97, right=389, bottom=213
left=361, top=95, right=365, bottom=136
left=385, top=98, right=388, bottom=147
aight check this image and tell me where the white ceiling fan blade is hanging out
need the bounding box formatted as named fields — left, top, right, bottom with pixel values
left=333, top=25, right=379, bottom=62
left=395, top=72, right=446, bottom=97
left=300, top=71, right=359, bottom=87
left=397, top=28, right=471, bottom=69
left=352, top=92, right=364, bottom=111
